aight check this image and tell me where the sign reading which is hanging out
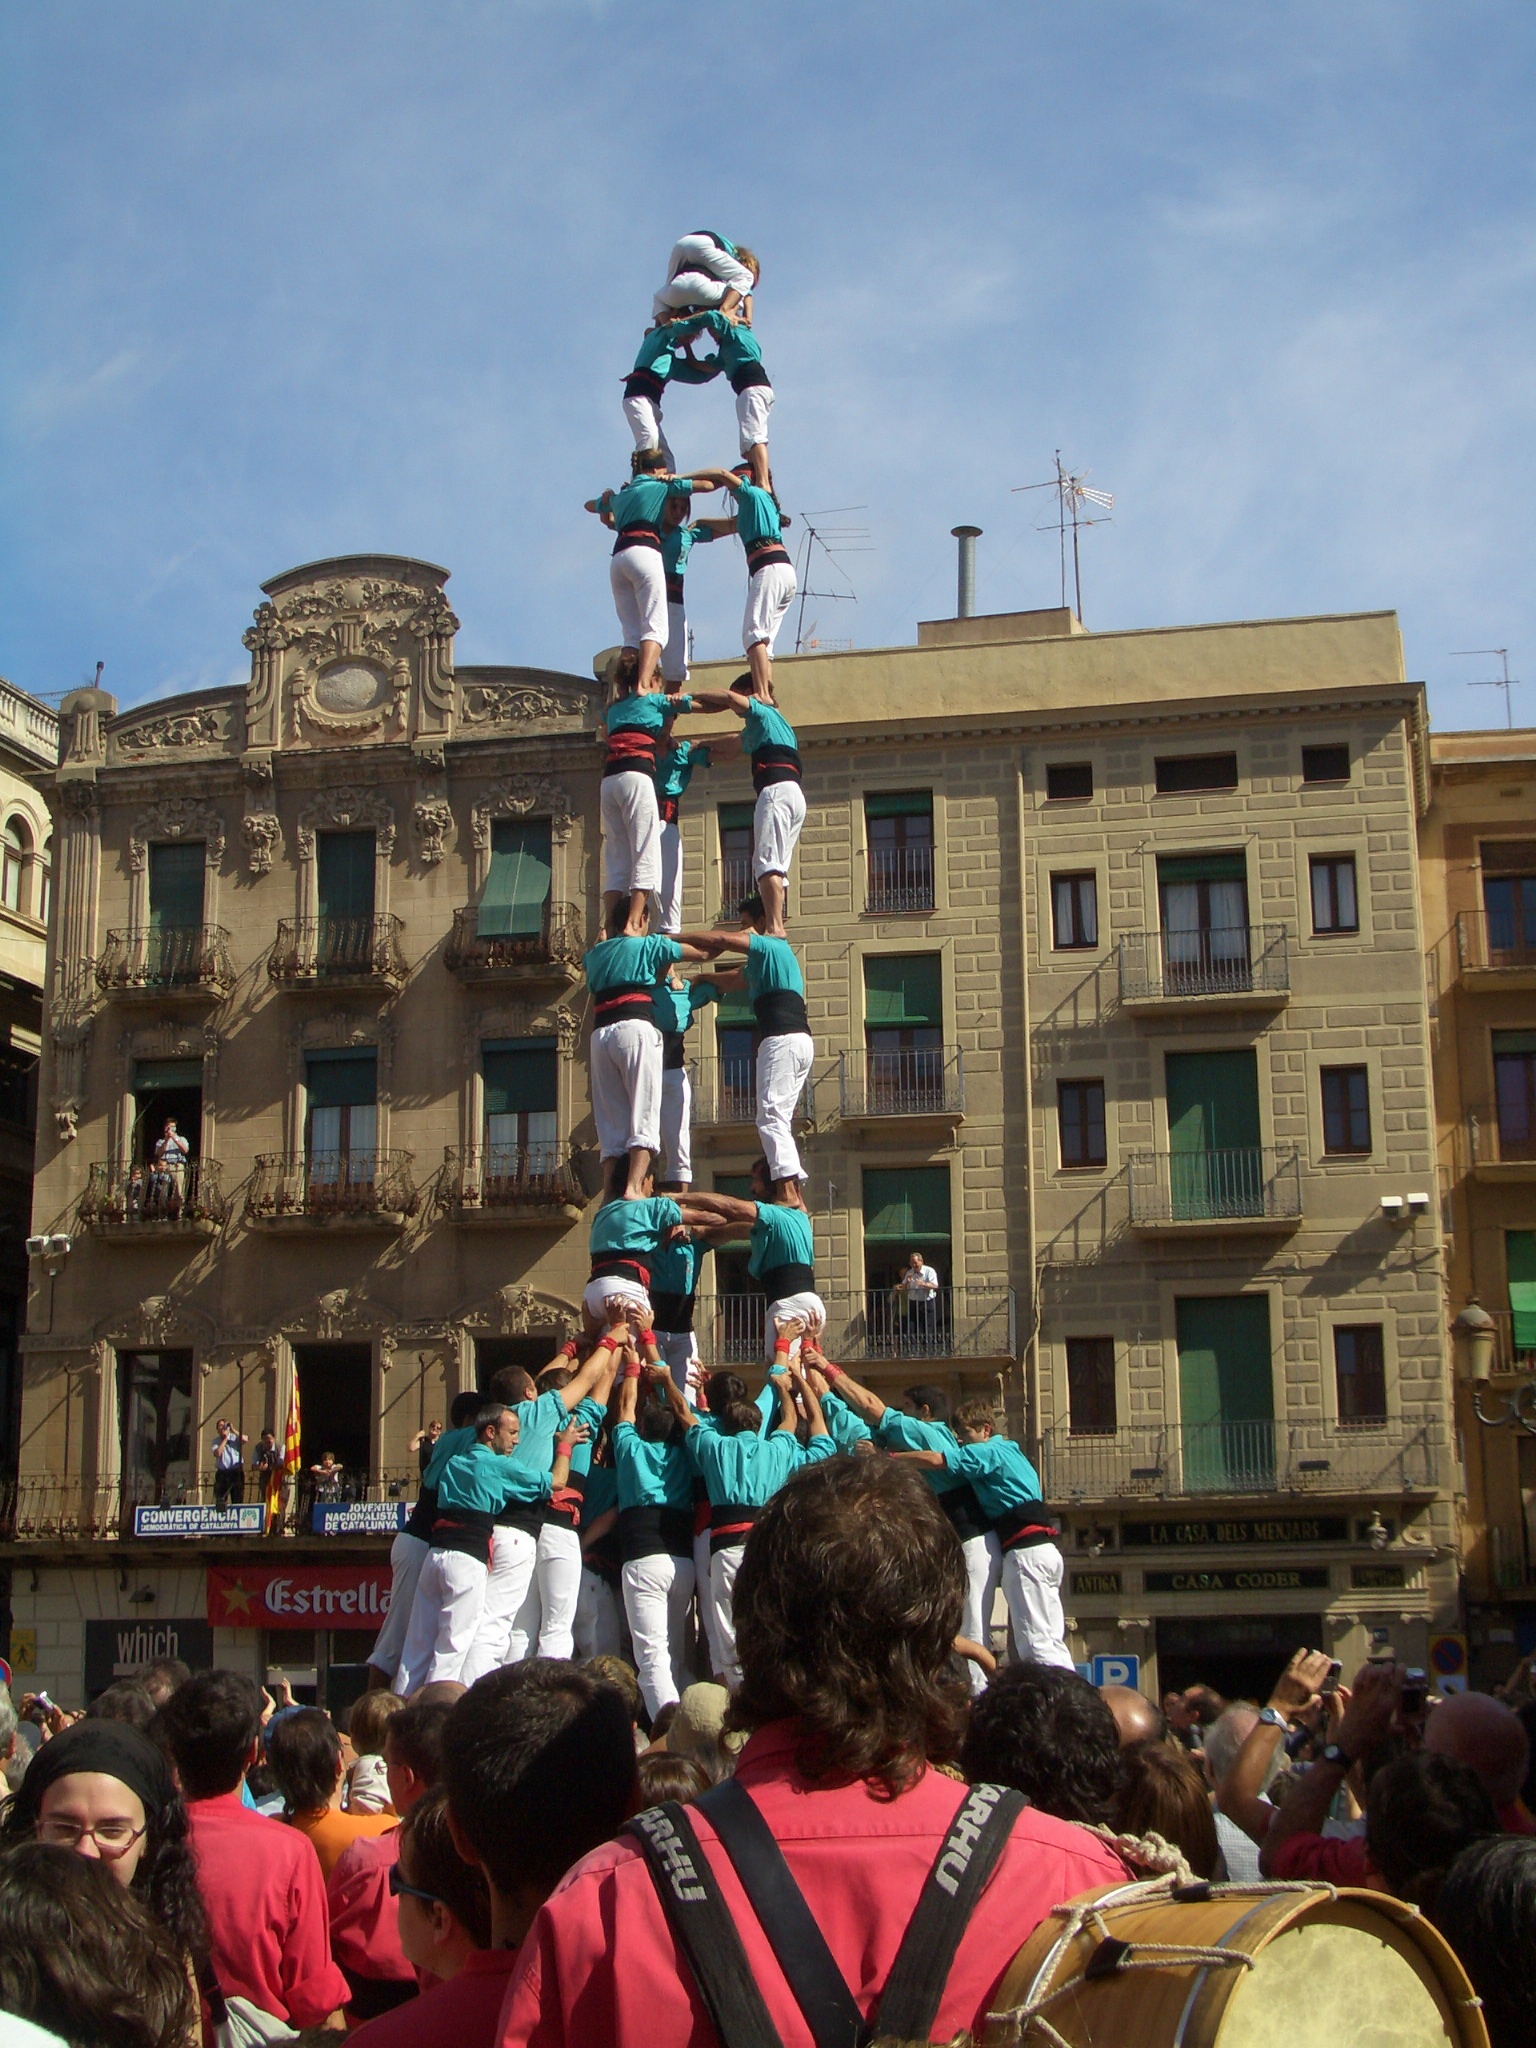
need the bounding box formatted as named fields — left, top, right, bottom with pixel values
left=313, top=1501, right=411, bottom=1535
left=1122, top=1517, right=1348, bottom=1549
left=1144, top=1567, right=1331, bottom=1595
left=85, top=1619, right=213, bottom=1696
left=208, top=1563, right=394, bottom=1630
left=134, top=1504, right=267, bottom=1538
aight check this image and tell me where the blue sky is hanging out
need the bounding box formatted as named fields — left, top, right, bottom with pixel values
left=3, top=2, right=1533, bottom=726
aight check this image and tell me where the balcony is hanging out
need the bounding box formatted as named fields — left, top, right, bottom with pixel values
left=1118, top=926, right=1290, bottom=1014
left=443, top=902, right=584, bottom=985
left=97, top=925, right=234, bottom=1003
left=720, top=854, right=754, bottom=916
left=268, top=916, right=407, bottom=993
left=688, top=1057, right=818, bottom=1139
left=866, top=846, right=936, bottom=915
left=838, top=1047, right=964, bottom=1137
left=1127, top=1146, right=1303, bottom=1235
left=439, top=1144, right=585, bottom=1227
left=1040, top=1419, right=1440, bottom=1503
left=1456, top=909, right=1536, bottom=991
left=693, top=1287, right=1015, bottom=1368
left=0, top=1467, right=426, bottom=1544
left=246, top=1150, right=418, bottom=1230
left=79, top=1159, right=229, bottom=1238
left=1462, top=1104, right=1536, bottom=1182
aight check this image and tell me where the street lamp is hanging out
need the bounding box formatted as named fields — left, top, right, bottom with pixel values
left=1454, top=1296, right=1536, bottom=1430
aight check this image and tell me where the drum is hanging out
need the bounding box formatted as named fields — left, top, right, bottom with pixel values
left=982, top=1879, right=1488, bottom=2048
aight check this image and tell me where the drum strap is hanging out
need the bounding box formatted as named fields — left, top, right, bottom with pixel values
left=625, top=1779, right=1028, bottom=2048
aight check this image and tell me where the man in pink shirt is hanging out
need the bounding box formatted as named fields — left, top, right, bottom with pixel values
left=158, top=1670, right=348, bottom=2030
left=498, top=1457, right=1125, bottom=2047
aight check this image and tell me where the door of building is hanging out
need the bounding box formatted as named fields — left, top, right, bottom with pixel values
left=1175, top=1294, right=1275, bottom=1491
left=147, top=840, right=205, bottom=982
left=474, top=1336, right=559, bottom=1394
left=316, top=829, right=376, bottom=972
left=1156, top=1612, right=1324, bottom=1703
left=292, top=1342, right=372, bottom=1506
left=1166, top=1049, right=1261, bottom=1219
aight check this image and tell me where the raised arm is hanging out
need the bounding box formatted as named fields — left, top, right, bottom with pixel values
left=1259, top=1662, right=1400, bottom=1874
left=1219, top=1648, right=1333, bottom=1845
left=645, top=1358, right=699, bottom=1432
left=689, top=688, right=756, bottom=718
left=789, top=1367, right=829, bottom=1439
left=551, top=1420, right=588, bottom=1491
left=888, top=1448, right=946, bottom=1472
left=678, top=1191, right=758, bottom=1232
left=557, top=1330, right=626, bottom=1411
left=804, top=1348, right=888, bottom=1424
left=677, top=926, right=752, bottom=957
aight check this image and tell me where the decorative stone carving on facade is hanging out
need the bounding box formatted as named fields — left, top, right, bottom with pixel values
left=241, top=812, right=282, bottom=875
left=469, top=776, right=575, bottom=848
left=114, top=1022, right=220, bottom=1098
left=128, top=798, right=225, bottom=874
left=289, top=1009, right=395, bottom=1093
left=283, top=1288, right=398, bottom=1343
left=465, top=1001, right=579, bottom=1060
left=47, top=1018, right=91, bottom=1143
left=243, top=602, right=290, bottom=751
left=460, top=1284, right=580, bottom=1340
left=457, top=677, right=592, bottom=729
left=295, top=787, right=396, bottom=862
left=116, top=707, right=225, bottom=755
left=288, top=658, right=411, bottom=742
left=410, top=590, right=460, bottom=728
left=95, top=1295, right=216, bottom=1348
left=412, top=797, right=454, bottom=866
left=59, top=688, right=114, bottom=769
left=55, top=780, right=101, bottom=821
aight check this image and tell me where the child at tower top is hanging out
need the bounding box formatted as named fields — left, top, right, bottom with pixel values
left=653, top=231, right=759, bottom=323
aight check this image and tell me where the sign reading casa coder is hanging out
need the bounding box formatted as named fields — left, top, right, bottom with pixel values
left=208, top=1563, right=394, bottom=1629
left=1144, top=1567, right=1331, bottom=1594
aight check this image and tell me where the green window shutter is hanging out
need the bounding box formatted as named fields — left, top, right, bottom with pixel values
left=1508, top=1231, right=1536, bottom=1350
left=1155, top=852, right=1248, bottom=886
left=716, top=994, right=756, bottom=1028
left=862, top=1166, right=952, bottom=1243
left=865, top=790, right=933, bottom=821
left=482, top=1039, right=557, bottom=1116
left=863, top=954, right=943, bottom=1029
left=479, top=820, right=553, bottom=938
left=719, top=803, right=756, bottom=834
left=133, top=1059, right=204, bottom=1091
left=147, top=842, right=205, bottom=928
left=317, top=831, right=376, bottom=921
left=713, top=1173, right=754, bottom=1252
left=1492, top=1031, right=1536, bottom=1056
left=305, top=1051, right=377, bottom=1108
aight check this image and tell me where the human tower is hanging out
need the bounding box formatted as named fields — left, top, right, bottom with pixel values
left=368, top=234, right=1073, bottom=1715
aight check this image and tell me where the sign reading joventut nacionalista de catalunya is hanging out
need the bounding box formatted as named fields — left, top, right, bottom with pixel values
left=207, top=1562, right=394, bottom=1630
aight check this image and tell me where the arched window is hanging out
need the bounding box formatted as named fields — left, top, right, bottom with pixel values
left=1, top=818, right=30, bottom=914
left=38, top=836, right=51, bottom=926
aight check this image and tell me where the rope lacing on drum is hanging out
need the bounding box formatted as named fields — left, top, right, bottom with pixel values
left=985, top=1873, right=1341, bottom=2048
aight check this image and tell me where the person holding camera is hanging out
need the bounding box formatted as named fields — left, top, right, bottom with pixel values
left=211, top=1419, right=248, bottom=1507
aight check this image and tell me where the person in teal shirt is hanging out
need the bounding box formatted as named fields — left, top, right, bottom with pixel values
left=622, top=319, right=721, bottom=467
left=612, top=1355, right=698, bottom=1716
left=585, top=449, right=714, bottom=699
left=688, top=308, right=775, bottom=488
left=682, top=1154, right=823, bottom=1351
left=688, top=682, right=804, bottom=936
left=660, top=502, right=733, bottom=691
left=597, top=667, right=695, bottom=939
left=574, top=1457, right=623, bottom=1660
left=681, top=909, right=812, bottom=1190
left=652, top=967, right=718, bottom=1198
left=691, top=465, right=797, bottom=699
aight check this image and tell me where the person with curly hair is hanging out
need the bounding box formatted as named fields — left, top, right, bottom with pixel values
left=497, top=1457, right=1124, bottom=2047
left=960, top=1663, right=1121, bottom=1827
left=0, top=1840, right=199, bottom=2048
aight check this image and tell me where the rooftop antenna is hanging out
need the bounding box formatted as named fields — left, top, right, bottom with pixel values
left=1014, top=450, right=1114, bottom=623
left=1450, top=647, right=1521, bottom=730
left=791, top=506, right=872, bottom=654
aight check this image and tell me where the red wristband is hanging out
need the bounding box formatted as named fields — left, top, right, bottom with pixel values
left=774, top=1339, right=792, bottom=1358
left=637, top=1329, right=655, bottom=1348
left=822, top=1362, right=843, bottom=1381
left=597, top=1335, right=620, bottom=1353
left=560, top=1339, right=580, bottom=1360
left=623, top=1364, right=643, bottom=1380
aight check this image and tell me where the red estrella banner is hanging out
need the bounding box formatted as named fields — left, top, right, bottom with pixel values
left=208, top=1562, right=394, bottom=1631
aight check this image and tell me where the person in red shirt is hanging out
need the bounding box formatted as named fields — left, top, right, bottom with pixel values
left=158, top=1669, right=349, bottom=2031
left=327, top=1686, right=462, bottom=2021
left=497, top=1457, right=1126, bottom=2048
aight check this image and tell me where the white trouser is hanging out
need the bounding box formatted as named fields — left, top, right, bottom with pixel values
left=601, top=770, right=662, bottom=896
left=662, top=602, right=689, bottom=686
left=535, top=1521, right=584, bottom=1660
left=654, top=237, right=756, bottom=320
left=753, top=780, right=805, bottom=881
left=623, top=393, right=674, bottom=466
left=575, top=1567, right=623, bottom=1660
left=962, top=1530, right=1004, bottom=1694
left=709, top=1541, right=746, bottom=1689
left=694, top=1527, right=723, bottom=1676
left=460, top=1525, right=539, bottom=1684
left=736, top=384, right=774, bottom=454
left=765, top=1292, right=826, bottom=1362
left=583, top=1274, right=654, bottom=1327
left=756, top=1032, right=814, bottom=1182
left=591, top=1018, right=663, bottom=1158
left=658, top=818, right=684, bottom=929
left=1003, top=1542, right=1075, bottom=1669
left=744, top=560, right=797, bottom=653
left=393, top=1548, right=486, bottom=1695
left=660, top=1064, right=692, bottom=1183
left=610, top=548, right=669, bottom=649
left=368, top=1529, right=429, bottom=1680
left=622, top=1551, right=698, bottom=1720
left=656, top=1327, right=699, bottom=1393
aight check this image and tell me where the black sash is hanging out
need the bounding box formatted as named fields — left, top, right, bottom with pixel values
left=753, top=987, right=809, bottom=1037
left=757, top=1262, right=816, bottom=1302
left=614, top=524, right=664, bottom=555
left=651, top=1289, right=695, bottom=1333
left=429, top=1511, right=493, bottom=1565
left=939, top=1481, right=991, bottom=1544
left=731, top=363, right=773, bottom=394
left=618, top=1504, right=695, bottom=1562
left=403, top=1481, right=438, bottom=1543
left=746, top=544, right=793, bottom=575
left=593, top=981, right=658, bottom=1024
left=493, top=1501, right=546, bottom=1538
left=590, top=1253, right=653, bottom=1289
left=751, top=744, right=802, bottom=791
left=604, top=726, right=659, bottom=778
left=625, top=368, right=666, bottom=401
left=664, top=574, right=686, bottom=606
left=995, top=1502, right=1060, bottom=1550
left=662, top=1031, right=686, bottom=1070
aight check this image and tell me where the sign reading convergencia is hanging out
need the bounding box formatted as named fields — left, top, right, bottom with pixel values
left=207, top=1562, right=394, bottom=1629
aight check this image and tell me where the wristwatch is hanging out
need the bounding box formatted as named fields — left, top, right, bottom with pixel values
left=1258, top=1705, right=1289, bottom=1731
left=1321, top=1742, right=1354, bottom=1770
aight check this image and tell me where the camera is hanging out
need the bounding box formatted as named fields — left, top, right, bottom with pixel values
left=1400, top=1667, right=1428, bottom=1715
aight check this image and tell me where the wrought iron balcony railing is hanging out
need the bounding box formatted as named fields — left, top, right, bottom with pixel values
left=1118, top=925, right=1289, bottom=1004
left=1040, top=1419, right=1440, bottom=1502
left=688, top=1056, right=817, bottom=1129
left=1457, top=907, right=1536, bottom=977
left=838, top=1047, right=964, bottom=1119
left=97, top=925, right=234, bottom=998
left=441, top=1143, right=586, bottom=1218
left=443, top=901, right=585, bottom=980
left=692, top=1287, right=1015, bottom=1367
left=79, top=1158, right=228, bottom=1231
left=719, top=854, right=754, bottom=915
left=0, top=1466, right=429, bottom=1541
left=246, top=1149, right=418, bottom=1223
left=1127, top=1146, right=1303, bottom=1228
left=268, top=915, right=407, bottom=988
left=866, top=845, right=936, bottom=914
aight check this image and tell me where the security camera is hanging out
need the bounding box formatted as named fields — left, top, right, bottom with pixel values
left=24, top=1236, right=46, bottom=1258
left=1380, top=1196, right=1406, bottom=1223
left=46, top=1234, right=72, bottom=1256
left=1405, top=1193, right=1430, bottom=1214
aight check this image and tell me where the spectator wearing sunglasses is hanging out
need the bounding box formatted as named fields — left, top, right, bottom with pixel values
left=350, top=1787, right=499, bottom=2045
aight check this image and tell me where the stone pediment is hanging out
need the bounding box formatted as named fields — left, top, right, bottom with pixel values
left=455, top=667, right=599, bottom=735
left=106, top=693, right=236, bottom=766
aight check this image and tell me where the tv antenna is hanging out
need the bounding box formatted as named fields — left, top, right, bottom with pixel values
left=790, top=506, right=872, bottom=654
left=1449, top=647, right=1522, bottom=729
left=1014, top=451, right=1114, bottom=623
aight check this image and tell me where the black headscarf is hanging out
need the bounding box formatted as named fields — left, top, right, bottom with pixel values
left=7, top=1719, right=174, bottom=1827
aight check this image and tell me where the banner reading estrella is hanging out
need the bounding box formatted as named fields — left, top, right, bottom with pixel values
left=208, top=1561, right=394, bottom=1630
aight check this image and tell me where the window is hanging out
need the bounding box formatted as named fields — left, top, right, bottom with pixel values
left=0, top=1048, right=36, bottom=1129
left=718, top=804, right=755, bottom=916
left=483, top=1037, right=559, bottom=1186
left=863, top=954, right=944, bottom=1109
left=119, top=1349, right=193, bottom=1505
left=1066, top=1337, right=1117, bottom=1435
left=1494, top=1031, right=1536, bottom=1162
left=1482, top=844, right=1536, bottom=967
left=1157, top=853, right=1250, bottom=990
left=1051, top=873, right=1098, bottom=949
left=478, top=819, right=552, bottom=940
left=1334, top=1325, right=1387, bottom=1426
left=0, top=819, right=27, bottom=914
left=865, top=792, right=934, bottom=912
left=147, top=841, right=206, bottom=981
left=1302, top=744, right=1351, bottom=784
left=292, top=1343, right=373, bottom=1486
left=1047, top=762, right=1093, bottom=802
left=305, top=1050, right=378, bottom=1200
left=863, top=1168, right=951, bottom=1355
left=1310, top=855, right=1358, bottom=934
left=1058, top=1080, right=1107, bottom=1168
left=1155, top=752, right=1238, bottom=795
left=1508, top=1231, right=1536, bottom=1362
left=712, top=975, right=757, bottom=1121
left=1321, top=1066, right=1371, bottom=1155
left=316, top=830, right=376, bottom=971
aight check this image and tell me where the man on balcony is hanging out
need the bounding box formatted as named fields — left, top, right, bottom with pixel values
left=893, top=1250, right=941, bottom=1352
left=211, top=1419, right=248, bottom=1508
left=151, top=1114, right=190, bottom=1219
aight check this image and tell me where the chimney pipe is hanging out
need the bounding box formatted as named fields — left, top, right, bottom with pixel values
left=951, top=526, right=982, bottom=618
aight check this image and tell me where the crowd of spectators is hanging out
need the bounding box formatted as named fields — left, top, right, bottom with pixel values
left=0, top=1456, right=1531, bottom=2047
